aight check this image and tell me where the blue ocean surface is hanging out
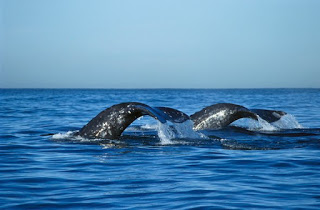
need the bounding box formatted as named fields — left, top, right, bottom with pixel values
left=1, top=88, right=320, bottom=209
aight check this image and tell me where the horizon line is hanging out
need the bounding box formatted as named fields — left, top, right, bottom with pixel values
left=1, top=87, right=319, bottom=90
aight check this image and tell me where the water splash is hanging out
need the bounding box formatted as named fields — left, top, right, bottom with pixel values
left=249, top=114, right=303, bottom=131
left=232, top=117, right=278, bottom=131
left=272, top=114, right=303, bottom=129
left=233, top=114, right=303, bottom=131
left=254, top=116, right=278, bottom=131
left=156, top=120, right=206, bottom=145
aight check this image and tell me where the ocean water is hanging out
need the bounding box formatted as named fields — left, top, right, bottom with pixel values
left=1, top=88, right=320, bottom=209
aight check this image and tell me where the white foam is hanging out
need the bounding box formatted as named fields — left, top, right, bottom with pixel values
left=52, top=131, right=78, bottom=139
left=51, top=130, right=99, bottom=142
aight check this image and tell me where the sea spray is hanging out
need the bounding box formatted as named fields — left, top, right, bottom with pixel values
left=272, top=114, right=303, bottom=129
left=232, top=118, right=278, bottom=131
left=255, top=116, right=278, bottom=131
left=156, top=120, right=205, bottom=145
left=248, top=114, right=303, bottom=130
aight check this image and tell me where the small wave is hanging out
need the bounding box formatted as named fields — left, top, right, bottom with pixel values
left=220, top=139, right=280, bottom=150
left=0, top=135, right=18, bottom=139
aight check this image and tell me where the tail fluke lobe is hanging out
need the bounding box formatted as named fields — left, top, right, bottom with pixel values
left=250, top=109, right=287, bottom=123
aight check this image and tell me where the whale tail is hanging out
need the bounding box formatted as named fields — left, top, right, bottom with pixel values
left=190, top=103, right=288, bottom=130
left=78, top=102, right=289, bottom=139
left=250, top=109, right=287, bottom=123
left=190, top=103, right=258, bottom=130
left=79, top=102, right=189, bottom=139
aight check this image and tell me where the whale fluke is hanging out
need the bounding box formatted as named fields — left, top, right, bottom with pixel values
left=190, top=103, right=258, bottom=130
left=79, top=102, right=190, bottom=139
left=250, top=109, right=287, bottom=123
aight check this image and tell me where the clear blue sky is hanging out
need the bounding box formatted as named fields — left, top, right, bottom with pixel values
left=1, top=0, right=319, bottom=88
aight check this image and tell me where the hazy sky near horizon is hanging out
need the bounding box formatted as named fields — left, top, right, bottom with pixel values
left=1, top=0, right=320, bottom=88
